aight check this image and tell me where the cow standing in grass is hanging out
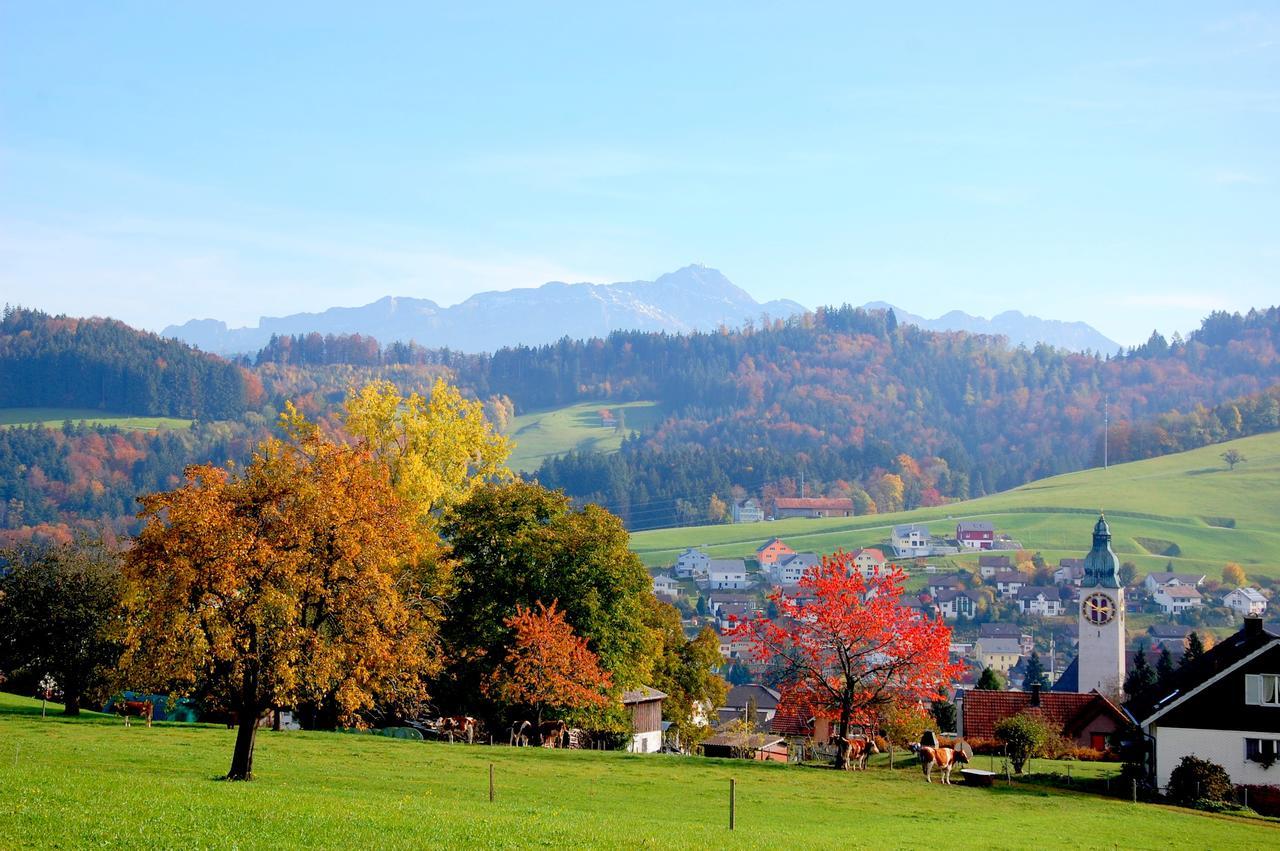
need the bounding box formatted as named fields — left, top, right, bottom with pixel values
left=911, top=741, right=971, bottom=784
left=841, top=735, right=879, bottom=771
left=115, top=700, right=153, bottom=728
left=539, top=720, right=567, bottom=748
left=509, top=720, right=532, bottom=747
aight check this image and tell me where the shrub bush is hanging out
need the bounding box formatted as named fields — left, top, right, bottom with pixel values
left=1167, top=755, right=1234, bottom=808
left=994, top=712, right=1055, bottom=773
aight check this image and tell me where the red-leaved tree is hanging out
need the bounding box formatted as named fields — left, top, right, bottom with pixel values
left=486, top=601, right=612, bottom=726
left=727, top=552, right=961, bottom=769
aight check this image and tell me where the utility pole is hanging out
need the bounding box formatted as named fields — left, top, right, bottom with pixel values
left=800, top=471, right=806, bottom=498
left=1104, top=394, right=1110, bottom=469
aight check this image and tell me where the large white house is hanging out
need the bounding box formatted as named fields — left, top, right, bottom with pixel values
left=891, top=524, right=931, bottom=557
left=769, top=552, right=821, bottom=585
left=651, top=573, right=680, bottom=598
left=1153, top=584, right=1203, bottom=615
left=674, top=548, right=710, bottom=579
left=1143, top=571, right=1206, bottom=595
left=705, top=558, right=749, bottom=590
left=1224, top=587, right=1268, bottom=617
left=1138, top=617, right=1280, bottom=788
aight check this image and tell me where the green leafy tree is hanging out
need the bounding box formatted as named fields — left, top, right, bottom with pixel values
left=930, top=696, right=957, bottom=733
left=976, top=666, right=1005, bottom=691
left=1168, top=755, right=1235, bottom=807
left=643, top=597, right=729, bottom=749
left=994, top=712, right=1054, bottom=774
left=1124, top=642, right=1157, bottom=703
left=1220, top=449, right=1245, bottom=471
left=0, top=541, right=123, bottom=715
left=1119, top=562, right=1137, bottom=586
left=439, top=481, right=653, bottom=724
left=1022, top=651, right=1049, bottom=691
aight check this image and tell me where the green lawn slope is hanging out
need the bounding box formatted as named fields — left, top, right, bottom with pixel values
left=506, top=400, right=663, bottom=473
left=1, top=693, right=1273, bottom=849
left=0, top=407, right=192, bottom=431
left=631, top=432, right=1280, bottom=578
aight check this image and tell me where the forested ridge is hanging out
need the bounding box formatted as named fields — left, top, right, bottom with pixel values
left=1, top=303, right=1278, bottom=540
left=0, top=307, right=254, bottom=419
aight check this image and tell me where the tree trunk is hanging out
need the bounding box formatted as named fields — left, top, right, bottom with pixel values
left=62, top=689, right=81, bottom=716
left=227, top=715, right=259, bottom=781
left=834, top=701, right=852, bottom=770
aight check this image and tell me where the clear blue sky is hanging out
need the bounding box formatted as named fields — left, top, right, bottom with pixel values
left=2, top=3, right=1276, bottom=345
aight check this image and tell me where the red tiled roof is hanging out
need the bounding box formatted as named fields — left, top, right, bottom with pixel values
left=768, top=701, right=814, bottom=737
left=961, top=690, right=1124, bottom=740
left=774, top=498, right=854, bottom=510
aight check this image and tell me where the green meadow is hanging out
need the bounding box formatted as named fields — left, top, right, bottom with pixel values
left=1, top=693, right=1274, bottom=849
left=506, top=400, right=664, bottom=473
left=0, top=407, right=192, bottom=431
left=631, top=432, right=1280, bottom=578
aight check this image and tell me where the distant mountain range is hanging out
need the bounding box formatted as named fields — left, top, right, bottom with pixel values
left=163, top=265, right=807, bottom=355
left=163, top=264, right=1119, bottom=356
left=864, top=302, right=1120, bottom=353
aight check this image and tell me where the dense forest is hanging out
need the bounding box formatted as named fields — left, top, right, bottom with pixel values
left=0, top=307, right=254, bottom=419
left=1, top=304, right=1278, bottom=541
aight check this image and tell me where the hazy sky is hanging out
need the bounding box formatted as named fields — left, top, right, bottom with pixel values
left=2, top=3, right=1277, bottom=346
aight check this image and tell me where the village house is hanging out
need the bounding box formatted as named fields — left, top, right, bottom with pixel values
left=975, top=635, right=1025, bottom=673
left=651, top=573, right=680, bottom=599
left=891, top=524, right=931, bottom=557
left=755, top=537, right=794, bottom=566
left=706, top=592, right=756, bottom=616
left=935, top=589, right=981, bottom=620
left=769, top=552, right=821, bottom=586
left=732, top=498, right=765, bottom=524
left=1016, top=586, right=1068, bottom=617
left=1147, top=623, right=1194, bottom=648
left=718, top=635, right=754, bottom=661
left=1143, top=571, right=1206, bottom=595
left=1225, top=587, right=1268, bottom=617
left=959, top=685, right=1128, bottom=752
left=849, top=547, right=888, bottom=576
left=700, top=731, right=788, bottom=761
left=1153, top=583, right=1203, bottom=615
left=977, top=554, right=1012, bottom=578
left=622, top=687, right=667, bottom=754
left=955, top=520, right=996, bottom=550
left=979, top=623, right=1034, bottom=655
left=926, top=574, right=965, bottom=598
left=717, top=683, right=781, bottom=729
left=901, top=595, right=938, bottom=619
left=773, top=497, right=854, bottom=519
left=704, top=559, right=750, bottom=591
left=674, top=548, right=710, bottom=579
left=1054, top=558, right=1086, bottom=586
left=991, top=571, right=1027, bottom=599
left=1135, top=616, right=1280, bottom=788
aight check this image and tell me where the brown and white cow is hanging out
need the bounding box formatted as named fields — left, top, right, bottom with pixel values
left=841, top=735, right=880, bottom=771
left=437, top=715, right=478, bottom=744
left=913, top=744, right=970, bottom=784
left=538, top=719, right=568, bottom=748
left=115, top=700, right=153, bottom=728
left=509, top=720, right=532, bottom=747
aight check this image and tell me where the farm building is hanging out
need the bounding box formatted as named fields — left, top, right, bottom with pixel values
left=959, top=685, right=1128, bottom=752
left=956, top=520, right=995, bottom=550
left=622, top=687, right=667, bottom=754
left=773, top=497, right=854, bottom=519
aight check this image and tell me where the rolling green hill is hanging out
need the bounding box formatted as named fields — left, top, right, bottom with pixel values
left=505, top=400, right=663, bottom=473
left=0, top=407, right=193, bottom=431
left=631, top=432, right=1280, bottom=579
left=2, top=692, right=1273, bottom=849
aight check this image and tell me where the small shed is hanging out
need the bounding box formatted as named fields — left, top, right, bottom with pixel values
left=622, top=687, right=667, bottom=753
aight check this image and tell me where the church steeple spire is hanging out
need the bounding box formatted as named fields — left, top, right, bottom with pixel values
left=1082, top=513, right=1120, bottom=588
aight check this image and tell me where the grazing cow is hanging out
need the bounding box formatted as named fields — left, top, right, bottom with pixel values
left=538, top=719, right=568, bottom=748
left=509, top=720, right=532, bottom=747
left=912, top=743, right=971, bottom=784
left=115, top=700, right=154, bottom=728
left=841, top=735, right=879, bottom=770
left=437, top=716, right=478, bottom=744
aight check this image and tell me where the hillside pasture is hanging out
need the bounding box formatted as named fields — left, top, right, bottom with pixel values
left=506, top=400, right=663, bottom=473
left=1, top=693, right=1274, bottom=849
left=0, top=407, right=192, bottom=431
left=631, top=432, right=1280, bottom=579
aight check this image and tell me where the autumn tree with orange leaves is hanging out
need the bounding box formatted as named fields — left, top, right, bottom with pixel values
left=120, top=428, right=438, bottom=781
left=486, top=601, right=611, bottom=728
left=726, top=551, right=960, bottom=770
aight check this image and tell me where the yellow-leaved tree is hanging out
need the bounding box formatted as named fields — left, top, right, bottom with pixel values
left=340, top=378, right=512, bottom=533
left=121, top=429, right=437, bottom=781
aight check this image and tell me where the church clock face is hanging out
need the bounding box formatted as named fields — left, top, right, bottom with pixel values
left=1083, top=592, right=1116, bottom=626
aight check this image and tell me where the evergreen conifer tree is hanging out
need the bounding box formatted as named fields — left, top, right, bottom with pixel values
left=1156, top=644, right=1176, bottom=688
left=976, top=666, right=1005, bottom=690
left=1123, top=642, right=1157, bottom=703
left=1182, top=632, right=1205, bottom=668
left=1022, top=651, right=1049, bottom=690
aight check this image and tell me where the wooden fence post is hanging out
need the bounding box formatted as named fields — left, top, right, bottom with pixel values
left=489, top=763, right=494, bottom=802
left=1131, top=779, right=1137, bottom=804
left=729, top=778, right=736, bottom=831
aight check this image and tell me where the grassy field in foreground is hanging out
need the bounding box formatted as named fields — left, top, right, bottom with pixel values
left=1, top=694, right=1273, bottom=850
left=506, top=400, right=663, bottom=473
left=0, top=407, right=192, bottom=431
left=631, top=432, right=1280, bottom=577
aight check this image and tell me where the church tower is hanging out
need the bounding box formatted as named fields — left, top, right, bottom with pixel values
left=1077, top=514, right=1126, bottom=695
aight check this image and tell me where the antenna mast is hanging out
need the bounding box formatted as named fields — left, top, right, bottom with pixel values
left=1104, top=394, right=1109, bottom=470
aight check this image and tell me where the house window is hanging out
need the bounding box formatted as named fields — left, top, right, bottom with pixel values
left=1245, top=674, right=1280, bottom=706
left=1245, top=738, right=1279, bottom=766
